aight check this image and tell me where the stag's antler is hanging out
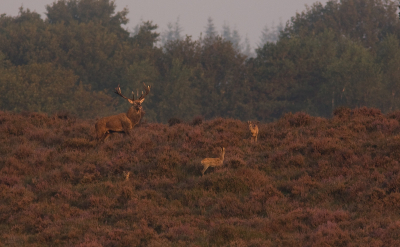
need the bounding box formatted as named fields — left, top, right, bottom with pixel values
left=138, top=83, right=151, bottom=103
left=115, top=84, right=134, bottom=104
left=115, top=83, right=151, bottom=104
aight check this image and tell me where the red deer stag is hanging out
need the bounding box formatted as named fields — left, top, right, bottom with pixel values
left=95, top=83, right=151, bottom=141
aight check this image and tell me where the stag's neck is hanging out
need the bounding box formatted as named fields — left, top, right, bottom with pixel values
left=126, top=107, right=142, bottom=126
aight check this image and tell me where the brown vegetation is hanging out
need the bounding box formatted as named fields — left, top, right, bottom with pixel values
left=1, top=107, right=400, bottom=245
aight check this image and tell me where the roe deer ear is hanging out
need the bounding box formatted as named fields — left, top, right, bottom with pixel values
left=123, top=171, right=130, bottom=181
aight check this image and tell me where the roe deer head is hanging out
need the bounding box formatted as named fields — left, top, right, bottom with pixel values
left=248, top=121, right=259, bottom=143
left=95, top=83, right=151, bottom=141
left=123, top=171, right=130, bottom=181
left=201, top=147, right=225, bottom=176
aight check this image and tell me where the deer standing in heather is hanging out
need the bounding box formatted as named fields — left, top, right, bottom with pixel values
left=123, top=171, right=130, bottom=181
left=201, top=147, right=225, bottom=176
left=95, top=83, right=151, bottom=142
left=248, top=121, right=259, bottom=143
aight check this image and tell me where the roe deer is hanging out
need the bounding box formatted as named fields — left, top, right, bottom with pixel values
left=201, top=147, right=225, bottom=176
left=95, top=83, right=151, bottom=141
left=248, top=121, right=259, bottom=143
left=123, top=171, right=130, bottom=181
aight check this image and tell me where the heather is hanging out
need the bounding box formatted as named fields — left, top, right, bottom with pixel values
left=1, top=108, right=400, bottom=246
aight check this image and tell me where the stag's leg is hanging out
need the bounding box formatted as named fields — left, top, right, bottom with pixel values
left=96, top=130, right=103, bottom=141
left=95, top=121, right=105, bottom=140
left=103, top=132, right=111, bottom=141
left=201, top=165, right=209, bottom=176
left=97, top=132, right=109, bottom=142
left=96, top=131, right=104, bottom=142
left=122, top=128, right=131, bottom=139
left=122, top=121, right=132, bottom=138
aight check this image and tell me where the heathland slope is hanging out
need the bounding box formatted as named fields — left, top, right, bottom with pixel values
left=1, top=108, right=400, bottom=246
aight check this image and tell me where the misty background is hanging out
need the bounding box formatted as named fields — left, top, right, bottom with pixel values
left=1, top=0, right=400, bottom=123
left=3, top=0, right=330, bottom=50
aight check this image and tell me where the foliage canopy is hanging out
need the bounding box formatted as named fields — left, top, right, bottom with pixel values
left=1, top=0, right=400, bottom=122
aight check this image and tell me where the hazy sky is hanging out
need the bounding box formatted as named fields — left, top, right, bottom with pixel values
left=3, top=0, right=330, bottom=48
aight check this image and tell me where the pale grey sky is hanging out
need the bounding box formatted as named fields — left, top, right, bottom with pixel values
left=2, top=0, right=330, bottom=48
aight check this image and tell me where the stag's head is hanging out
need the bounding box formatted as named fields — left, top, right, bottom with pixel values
left=114, top=83, right=151, bottom=113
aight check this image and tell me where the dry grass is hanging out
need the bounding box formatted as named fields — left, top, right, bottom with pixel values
left=1, top=107, right=400, bottom=245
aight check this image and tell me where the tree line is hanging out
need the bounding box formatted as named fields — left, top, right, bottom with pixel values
left=0, top=0, right=400, bottom=122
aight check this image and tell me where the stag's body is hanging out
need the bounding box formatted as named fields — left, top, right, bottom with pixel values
left=95, top=83, right=150, bottom=141
left=248, top=121, right=259, bottom=143
left=95, top=109, right=140, bottom=140
left=201, top=147, right=225, bottom=176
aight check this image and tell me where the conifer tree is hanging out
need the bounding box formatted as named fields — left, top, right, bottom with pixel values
left=204, top=17, right=217, bottom=38
left=161, top=17, right=183, bottom=46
